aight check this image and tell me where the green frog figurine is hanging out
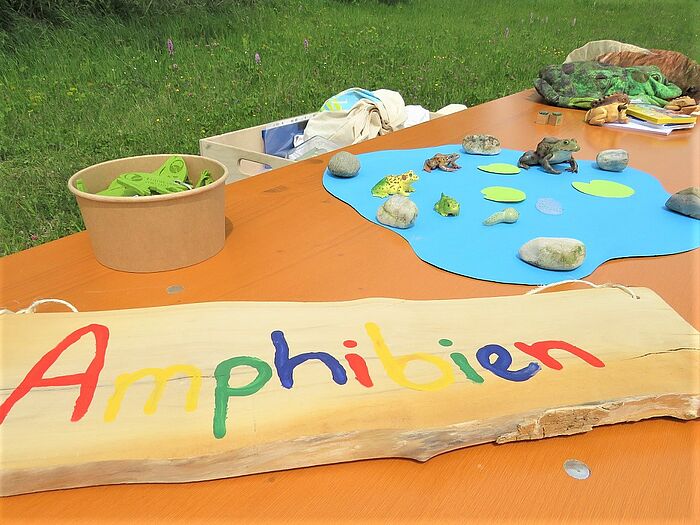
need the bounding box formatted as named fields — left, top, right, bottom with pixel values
left=434, top=193, right=460, bottom=216
left=371, top=170, right=419, bottom=198
left=517, top=137, right=580, bottom=174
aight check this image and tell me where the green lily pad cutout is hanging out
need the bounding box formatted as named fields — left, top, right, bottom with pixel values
left=481, top=186, right=526, bottom=203
left=572, top=180, right=635, bottom=198
left=477, top=163, right=521, bottom=175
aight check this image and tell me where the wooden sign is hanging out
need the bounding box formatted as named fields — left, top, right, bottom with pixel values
left=1, top=287, right=698, bottom=496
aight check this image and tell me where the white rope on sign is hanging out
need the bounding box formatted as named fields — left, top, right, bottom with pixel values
left=0, top=298, right=80, bottom=315
left=526, top=279, right=640, bottom=300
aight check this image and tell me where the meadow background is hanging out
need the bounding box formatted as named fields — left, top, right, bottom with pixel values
left=1, top=0, right=698, bottom=255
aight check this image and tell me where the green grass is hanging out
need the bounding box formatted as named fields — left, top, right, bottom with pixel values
left=1, top=0, right=698, bottom=255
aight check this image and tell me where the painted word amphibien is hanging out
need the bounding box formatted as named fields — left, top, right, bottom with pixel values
left=0, top=322, right=604, bottom=439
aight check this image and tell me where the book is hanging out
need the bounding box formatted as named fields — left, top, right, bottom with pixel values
left=626, top=103, right=697, bottom=125
left=603, top=117, right=695, bottom=135
left=627, top=116, right=695, bottom=131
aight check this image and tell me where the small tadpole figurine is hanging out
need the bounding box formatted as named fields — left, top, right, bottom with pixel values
left=423, top=153, right=461, bottom=172
left=483, top=207, right=519, bottom=226
left=517, top=137, right=580, bottom=174
left=584, top=93, right=630, bottom=126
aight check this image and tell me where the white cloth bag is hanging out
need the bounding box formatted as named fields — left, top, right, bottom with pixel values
left=303, top=89, right=407, bottom=147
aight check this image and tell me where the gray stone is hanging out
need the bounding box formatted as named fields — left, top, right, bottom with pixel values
left=327, top=151, right=360, bottom=178
left=596, top=149, right=628, bottom=172
left=665, top=187, right=700, bottom=219
left=518, top=237, right=586, bottom=271
left=376, top=195, right=418, bottom=229
left=462, top=134, right=501, bottom=155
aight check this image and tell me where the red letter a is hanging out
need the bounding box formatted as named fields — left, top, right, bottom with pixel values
left=0, top=324, right=109, bottom=424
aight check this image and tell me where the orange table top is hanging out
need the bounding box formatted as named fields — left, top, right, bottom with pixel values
left=1, top=90, right=698, bottom=523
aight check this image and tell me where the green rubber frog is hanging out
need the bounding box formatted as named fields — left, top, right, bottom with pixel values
left=517, top=137, right=580, bottom=174
left=434, top=193, right=460, bottom=216
left=371, top=170, right=419, bottom=198
left=97, top=156, right=190, bottom=196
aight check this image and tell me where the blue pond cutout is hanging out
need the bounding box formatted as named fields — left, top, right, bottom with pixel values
left=323, top=145, right=700, bottom=285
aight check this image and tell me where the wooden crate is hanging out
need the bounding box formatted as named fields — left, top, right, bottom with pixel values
left=199, top=113, right=319, bottom=184
left=200, top=110, right=448, bottom=184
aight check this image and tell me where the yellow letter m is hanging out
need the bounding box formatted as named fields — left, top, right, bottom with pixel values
left=104, top=365, right=202, bottom=422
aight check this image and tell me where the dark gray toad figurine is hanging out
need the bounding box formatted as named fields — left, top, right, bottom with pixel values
left=518, top=137, right=580, bottom=174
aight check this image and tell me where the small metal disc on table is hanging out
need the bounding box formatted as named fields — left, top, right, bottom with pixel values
left=563, top=459, right=591, bottom=480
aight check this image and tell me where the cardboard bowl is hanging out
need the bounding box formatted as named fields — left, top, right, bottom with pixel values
left=68, top=154, right=228, bottom=272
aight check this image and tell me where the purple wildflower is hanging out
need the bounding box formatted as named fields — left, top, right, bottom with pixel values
left=303, top=38, right=309, bottom=50
left=30, top=233, right=38, bottom=241
left=254, top=52, right=261, bottom=65
left=167, top=38, right=174, bottom=56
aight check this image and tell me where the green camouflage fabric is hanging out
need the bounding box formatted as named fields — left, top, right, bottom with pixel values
left=535, top=61, right=682, bottom=109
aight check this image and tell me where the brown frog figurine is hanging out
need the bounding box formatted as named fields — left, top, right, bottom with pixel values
left=517, top=137, right=580, bottom=174
left=423, top=153, right=461, bottom=172
left=584, top=93, right=630, bottom=126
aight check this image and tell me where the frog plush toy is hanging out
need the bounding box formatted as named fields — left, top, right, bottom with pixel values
left=535, top=61, right=682, bottom=109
